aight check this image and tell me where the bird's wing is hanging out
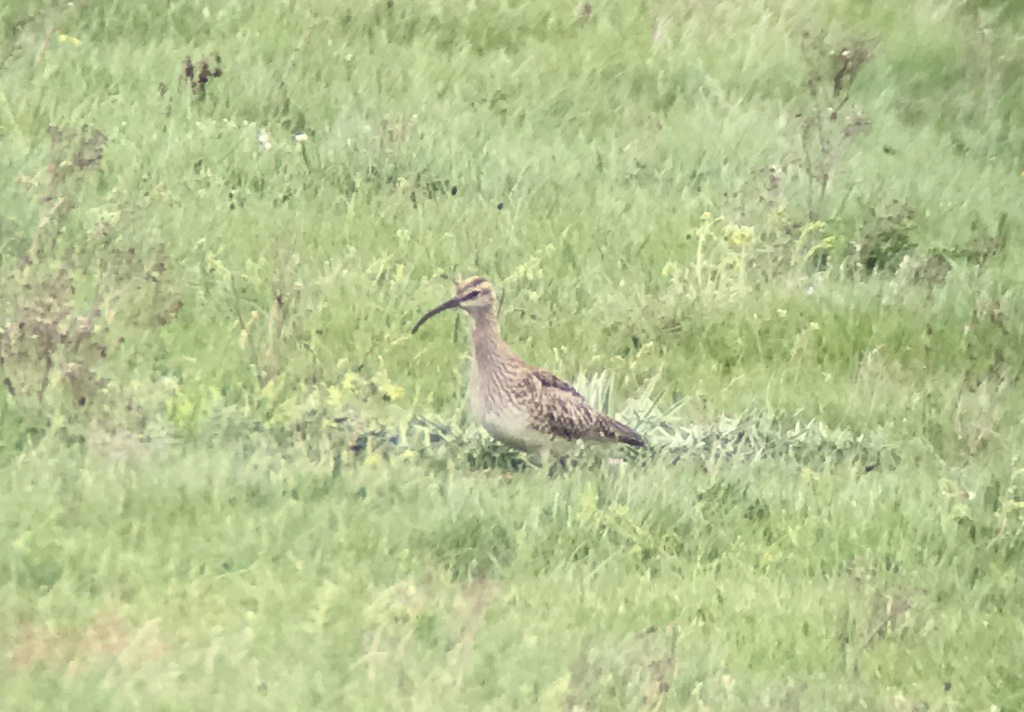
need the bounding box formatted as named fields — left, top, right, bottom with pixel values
left=521, top=368, right=597, bottom=440
left=517, top=367, right=644, bottom=446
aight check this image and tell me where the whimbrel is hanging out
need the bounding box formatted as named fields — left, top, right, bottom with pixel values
left=412, top=276, right=645, bottom=461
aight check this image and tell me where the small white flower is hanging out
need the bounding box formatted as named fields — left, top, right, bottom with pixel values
left=257, top=129, right=272, bottom=151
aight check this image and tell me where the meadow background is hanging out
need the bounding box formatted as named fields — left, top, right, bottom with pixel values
left=2, top=0, right=1023, bottom=709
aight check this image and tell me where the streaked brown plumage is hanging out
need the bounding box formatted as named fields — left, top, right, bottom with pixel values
left=412, top=276, right=645, bottom=460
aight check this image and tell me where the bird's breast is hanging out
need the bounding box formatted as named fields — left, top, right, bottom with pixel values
left=467, top=367, right=549, bottom=453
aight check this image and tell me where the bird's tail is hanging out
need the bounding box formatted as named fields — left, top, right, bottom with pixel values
left=600, top=415, right=645, bottom=448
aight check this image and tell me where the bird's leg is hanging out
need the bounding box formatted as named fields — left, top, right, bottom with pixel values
left=525, top=447, right=565, bottom=476
left=546, top=454, right=573, bottom=478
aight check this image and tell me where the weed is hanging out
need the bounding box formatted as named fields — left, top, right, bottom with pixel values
left=180, top=53, right=223, bottom=99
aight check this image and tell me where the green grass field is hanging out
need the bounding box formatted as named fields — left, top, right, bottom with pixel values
left=2, top=0, right=1023, bottom=708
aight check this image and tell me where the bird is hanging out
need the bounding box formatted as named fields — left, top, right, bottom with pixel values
left=411, top=276, right=645, bottom=462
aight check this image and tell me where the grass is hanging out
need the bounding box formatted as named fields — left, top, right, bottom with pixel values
left=1, top=0, right=1023, bottom=708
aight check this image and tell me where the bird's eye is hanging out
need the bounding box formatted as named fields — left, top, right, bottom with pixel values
left=464, top=290, right=481, bottom=299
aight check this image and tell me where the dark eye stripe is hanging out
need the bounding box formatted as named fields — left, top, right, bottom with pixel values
left=458, top=277, right=491, bottom=300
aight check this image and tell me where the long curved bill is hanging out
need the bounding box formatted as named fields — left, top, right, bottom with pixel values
left=411, top=296, right=465, bottom=334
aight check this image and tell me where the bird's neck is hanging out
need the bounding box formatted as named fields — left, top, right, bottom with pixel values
left=469, top=309, right=515, bottom=366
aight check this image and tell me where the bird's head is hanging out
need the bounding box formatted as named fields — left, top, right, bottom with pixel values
left=411, top=276, right=496, bottom=333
